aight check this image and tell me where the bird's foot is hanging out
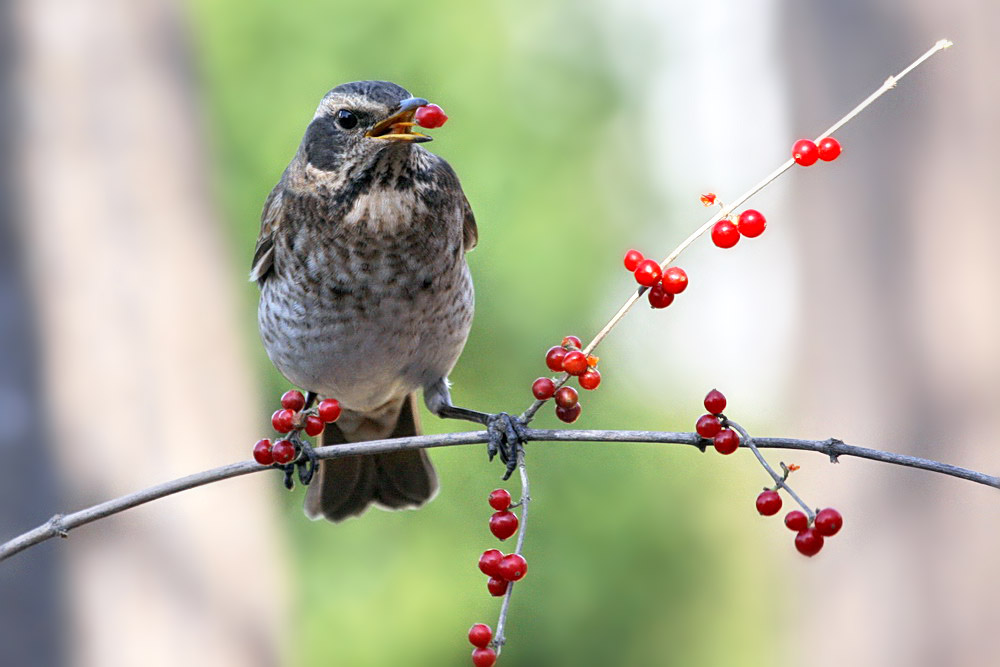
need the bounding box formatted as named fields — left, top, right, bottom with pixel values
left=280, top=430, right=319, bottom=489
left=486, top=412, right=528, bottom=480
left=433, top=402, right=528, bottom=480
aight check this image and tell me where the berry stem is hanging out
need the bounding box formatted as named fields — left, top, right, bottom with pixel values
left=728, top=420, right=815, bottom=521
left=818, top=39, right=952, bottom=143
left=492, top=449, right=529, bottom=656
left=518, top=39, right=952, bottom=425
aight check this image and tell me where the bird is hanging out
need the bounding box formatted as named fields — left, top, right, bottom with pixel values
left=252, top=81, right=521, bottom=523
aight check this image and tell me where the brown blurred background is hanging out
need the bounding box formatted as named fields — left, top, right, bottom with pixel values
left=1, top=1, right=997, bottom=666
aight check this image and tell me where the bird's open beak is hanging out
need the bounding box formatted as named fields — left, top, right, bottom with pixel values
left=366, top=97, right=433, bottom=143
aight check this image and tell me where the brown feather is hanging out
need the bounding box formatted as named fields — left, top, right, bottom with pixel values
left=304, top=394, right=438, bottom=522
left=249, top=183, right=285, bottom=282
left=461, top=194, right=478, bottom=251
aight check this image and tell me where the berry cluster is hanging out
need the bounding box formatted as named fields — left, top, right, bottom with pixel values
left=694, top=389, right=740, bottom=454
left=468, top=624, right=496, bottom=667
left=756, top=489, right=844, bottom=557
left=710, top=208, right=767, bottom=249
left=792, top=136, right=841, bottom=166
left=252, top=390, right=342, bottom=466
left=469, top=489, right=528, bottom=665
left=415, top=103, right=448, bottom=129
left=534, top=335, right=601, bottom=423
left=623, top=250, right=689, bottom=309
left=693, top=387, right=844, bottom=557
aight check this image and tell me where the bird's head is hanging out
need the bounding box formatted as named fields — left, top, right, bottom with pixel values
left=300, top=80, right=433, bottom=173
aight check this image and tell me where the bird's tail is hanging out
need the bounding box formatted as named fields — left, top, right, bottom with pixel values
left=303, top=393, right=438, bottom=522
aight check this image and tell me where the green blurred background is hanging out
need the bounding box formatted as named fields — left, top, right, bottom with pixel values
left=4, top=1, right=998, bottom=666
left=190, top=1, right=773, bottom=664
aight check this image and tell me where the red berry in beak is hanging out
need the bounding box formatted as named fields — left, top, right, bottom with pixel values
left=414, top=103, right=448, bottom=128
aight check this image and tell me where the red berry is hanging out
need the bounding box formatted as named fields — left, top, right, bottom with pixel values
left=814, top=508, right=843, bottom=537
left=271, top=409, right=295, bottom=433
left=737, top=209, right=766, bottom=238
left=545, top=346, right=567, bottom=372
left=792, top=138, right=819, bottom=166
left=633, top=259, right=662, bottom=287
left=271, top=439, right=296, bottom=464
left=794, top=527, right=825, bottom=556
left=561, top=335, right=582, bottom=349
left=472, top=647, right=497, bottom=667
left=623, top=249, right=644, bottom=272
left=498, top=553, right=527, bottom=581
left=661, top=267, right=688, bottom=294
left=713, top=428, right=739, bottom=455
left=555, top=403, right=582, bottom=423
left=700, top=193, right=717, bottom=206
left=252, top=439, right=274, bottom=465
left=756, top=489, right=782, bottom=516
left=554, top=386, right=579, bottom=409
left=784, top=510, right=809, bottom=532
left=486, top=576, right=508, bottom=597
left=478, top=549, right=503, bottom=577
left=562, top=351, right=588, bottom=376
left=817, top=137, right=841, bottom=162
left=318, top=398, right=341, bottom=423
left=531, top=377, right=556, bottom=400
left=703, top=389, right=727, bottom=415
left=695, top=414, right=721, bottom=438
left=647, top=282, right=675, bottom=309
left=280, top=389, right=306, bottom=412
left=489, top=511, right=519, bottom=540
left=488, top=489, right=512, bottom=511
left=468, top=623, right=492, bottom=649
left=579, top=368, right=601, bottom=391
left=414, top=103, right=448, bottom=129
left=711, top=220, right=740, bottom=248
left=304, top=415, right=325, bottom=437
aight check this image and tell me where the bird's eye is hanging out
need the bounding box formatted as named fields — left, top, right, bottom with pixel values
left=336, top=110, right=358, bottom=130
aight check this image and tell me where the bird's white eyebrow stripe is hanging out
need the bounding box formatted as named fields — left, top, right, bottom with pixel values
left=314, top=94, right=388, bottom=120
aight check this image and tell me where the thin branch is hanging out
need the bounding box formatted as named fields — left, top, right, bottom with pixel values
left=519, top=39, right=952, bottom=424
left=2, top=426, right=994, bottom=563
left=493, top=450, right=528, bottom=655
left=728, top=420, right=815, bottom=519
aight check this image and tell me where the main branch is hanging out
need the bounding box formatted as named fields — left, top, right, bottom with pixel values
left=2, top=426, right=994, bottom=563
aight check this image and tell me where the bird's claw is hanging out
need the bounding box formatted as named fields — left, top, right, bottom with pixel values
left=280, top=431, right=319, bottom=489
left=486, top=412, right=528, bottom=480
left=293, top=431, right=319, bottom=485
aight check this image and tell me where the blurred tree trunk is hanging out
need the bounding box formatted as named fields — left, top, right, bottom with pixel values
left=0, top=2, right=63, bottom=664
left=784, top=2, right=1000, bottom=665
left=10, top=1, right=289, bottom=665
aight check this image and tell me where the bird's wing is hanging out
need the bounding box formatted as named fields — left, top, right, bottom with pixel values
left=431, top=154, right=478, bottom=252
left=461, top=193, right=478, bottom=251
left=249, top=182, right=285, bottom=283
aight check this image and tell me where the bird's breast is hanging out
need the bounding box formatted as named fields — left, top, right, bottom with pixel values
left=257, top=190, right=473, bottom=411
left=341, top=186, right=425, bottom=235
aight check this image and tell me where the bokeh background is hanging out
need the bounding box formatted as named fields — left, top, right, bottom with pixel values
left=2, top=1, right=998, bottom=666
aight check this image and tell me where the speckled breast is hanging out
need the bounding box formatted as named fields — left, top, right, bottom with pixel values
left=257, top=188, right=474, bottom=413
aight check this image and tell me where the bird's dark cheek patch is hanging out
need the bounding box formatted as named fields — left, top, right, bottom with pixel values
left=304, top=116, right=347, bottom=171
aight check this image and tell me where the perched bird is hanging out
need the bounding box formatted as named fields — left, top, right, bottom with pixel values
left=252, top=81, right=518, bottom=522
